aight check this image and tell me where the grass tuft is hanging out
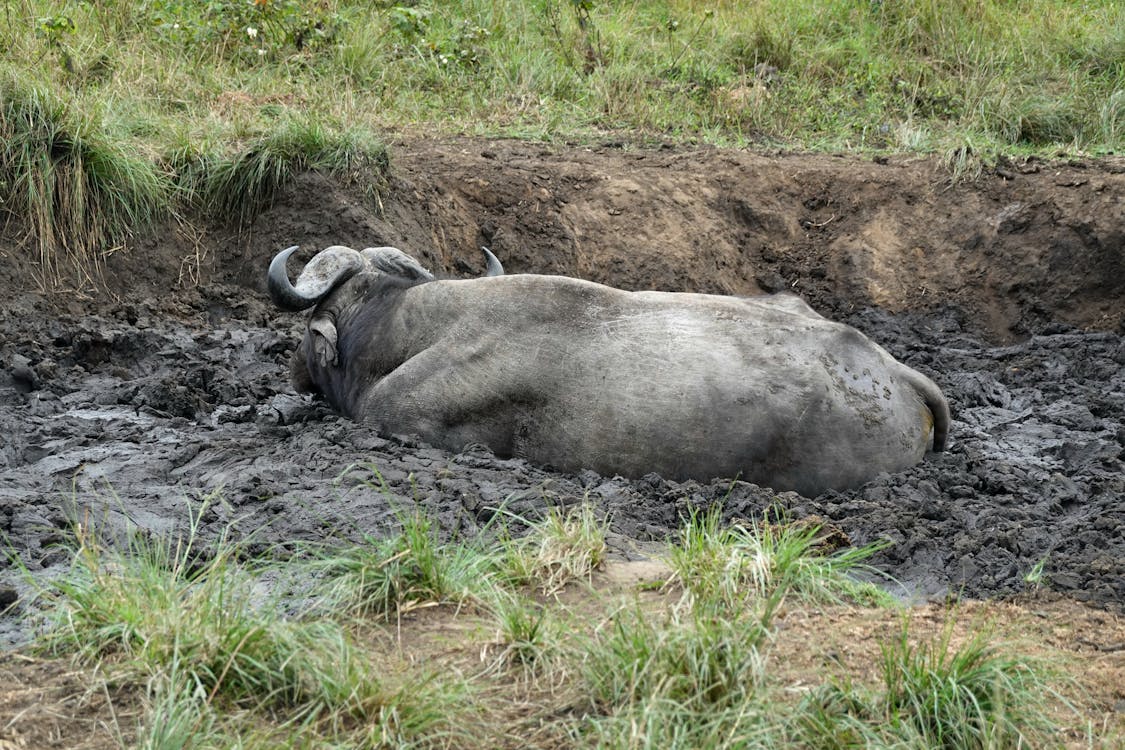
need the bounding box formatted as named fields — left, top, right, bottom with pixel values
left=0, top=72, right=170, bottom=290
left=668, top=505, right=896, bottom=613
left=498, top=502, right=609, bottom=595
left=192, top=116, right=389, bottom=226
left=42, top=521, right=379, bottom=715
left=312, top=508, right=497, bottom=618
left=794, top=618, right=1062, bottom=749
left=484, top=591, right=567, bottom=675
left=582, top=604, right=769, bottom=713
left=575, top=603, right=774, bottom=748
left=878, top=619, right=1058, bottom=748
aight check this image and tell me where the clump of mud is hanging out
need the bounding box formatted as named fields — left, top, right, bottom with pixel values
left=1, top=139, right=1122, bottom=645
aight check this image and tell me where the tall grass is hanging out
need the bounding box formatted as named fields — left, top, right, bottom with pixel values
left=0, top=74, right=171, bottom=290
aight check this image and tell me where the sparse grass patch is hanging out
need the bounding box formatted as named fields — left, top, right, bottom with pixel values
left=498, top=502, right=609, bottom=595
left=668, top=505, right=896, bottom=613
left=36, top=512, right=463, bottom=748
left=483, top=591, right=567, bottom=676
left=11, top=498, right=1106, bottom=749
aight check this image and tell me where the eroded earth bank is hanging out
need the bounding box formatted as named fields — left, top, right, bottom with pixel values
left=1, top=139, right=1123, bottom=643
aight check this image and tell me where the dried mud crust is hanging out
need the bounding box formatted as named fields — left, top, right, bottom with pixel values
left=1, top=138, right=1123, bottom=645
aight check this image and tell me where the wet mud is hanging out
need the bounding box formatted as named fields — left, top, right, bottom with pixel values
left=1, top=139, right=1122, bottom=644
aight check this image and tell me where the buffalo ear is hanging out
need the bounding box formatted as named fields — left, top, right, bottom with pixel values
left=308, top=314, right=339, bottom=368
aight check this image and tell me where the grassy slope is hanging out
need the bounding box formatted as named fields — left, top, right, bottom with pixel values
left=7, top=0, right=1124, bottom=150
left=1, top=0, right=1122, bottom=288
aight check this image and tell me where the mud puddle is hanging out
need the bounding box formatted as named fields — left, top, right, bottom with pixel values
left=1, top=289, right=1121, bottom=645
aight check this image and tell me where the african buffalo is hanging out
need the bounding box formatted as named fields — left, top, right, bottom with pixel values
left=268, top=244, right=949, bottom=496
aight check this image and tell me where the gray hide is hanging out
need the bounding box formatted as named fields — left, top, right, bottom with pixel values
left=270, top=246, right=950, bottom=496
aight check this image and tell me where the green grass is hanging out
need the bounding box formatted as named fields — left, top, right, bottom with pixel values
left=794, top=618, right=1063, bottom=749
left=2, top=0, right=1121, bottom=286
left=0, top=72, right=172, bottom=290
left=18, top=496, right=1092, bottom=749
left=668, top=504, right=897, bottom=613
left=310, top=507, right=500, bottom=619
left=497, top=502, right=609, bottom=595
left=877, top=619, right=1058, bottom=748
left=574, top=597, right=779, bottom=749
left=37, top=510, right=466, bottom=748
left=581, top=603, right=769, bottom=713
left=484, top=590, right=568, bottom=675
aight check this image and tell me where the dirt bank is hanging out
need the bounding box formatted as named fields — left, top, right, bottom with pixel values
left=1, top=139, right=1122, bottom=644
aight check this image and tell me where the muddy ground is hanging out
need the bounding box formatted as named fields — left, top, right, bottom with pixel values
left=1, top=139, right=1122, bottom=644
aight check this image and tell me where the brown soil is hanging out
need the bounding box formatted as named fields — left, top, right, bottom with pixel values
left=90, top=138, right=1124, bottom=339
left=0, top=653, right=140, bottom=749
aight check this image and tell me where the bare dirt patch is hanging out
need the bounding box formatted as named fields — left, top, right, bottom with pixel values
left=0, top=139, right=1122, bottom=648
left=0, top=653, right=140, bottom=749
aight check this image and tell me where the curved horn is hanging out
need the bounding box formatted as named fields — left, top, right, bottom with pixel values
left=268, top=245, right=365, bottom=311
left=481, top=246, right=504, bottom=276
